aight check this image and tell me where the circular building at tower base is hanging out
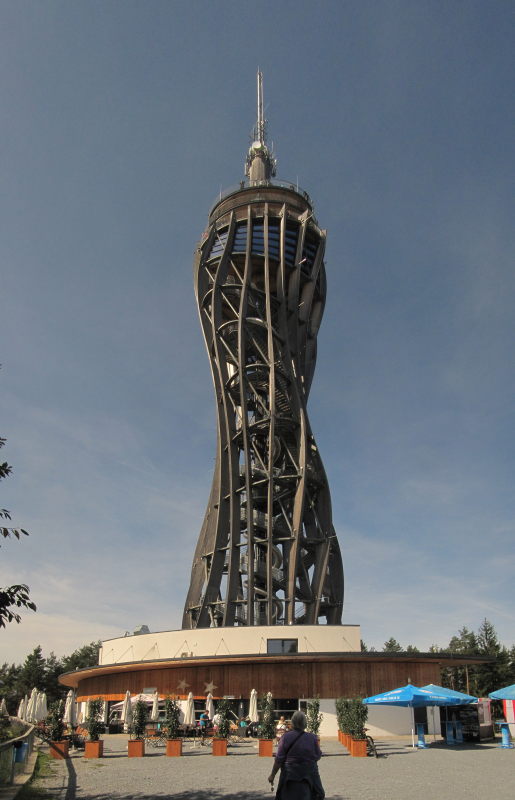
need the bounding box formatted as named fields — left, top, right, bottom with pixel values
left=59, top=625, right=491, bottom=737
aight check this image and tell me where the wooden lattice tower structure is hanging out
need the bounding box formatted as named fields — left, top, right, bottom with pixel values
left=183, top=73, right=344, bottom=630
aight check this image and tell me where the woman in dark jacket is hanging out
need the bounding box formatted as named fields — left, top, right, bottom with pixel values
left=268, top=711, right=325, bottom=800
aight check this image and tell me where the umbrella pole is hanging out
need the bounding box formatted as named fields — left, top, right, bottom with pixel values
left=411, top=706, right=415, bottom=748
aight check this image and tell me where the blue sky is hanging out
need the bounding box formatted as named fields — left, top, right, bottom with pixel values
left=2, top=1, right=514, bottom=663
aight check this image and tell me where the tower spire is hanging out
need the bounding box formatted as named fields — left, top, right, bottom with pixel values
left=245, top=70, right=276, bottom=183
left=257, top=69, right=265, bottom=144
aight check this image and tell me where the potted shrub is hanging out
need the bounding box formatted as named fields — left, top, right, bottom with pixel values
left=306, top=697, right=323, bottom=739
left=128, top=699, right=148, bottom=757
left=258, top=693, right=276, bottom=757
left=47, top=700, right=68, bottom=759
left=335, top=697, right=346, bottom=745
left=337, top=698, right=353, bottom=749
left=349, top=698, right=368, bottom=757
left=163, top=696, right=182, bottom=757
left=212, top=698, right=231, bottom=756
left=84, top=698, right=104, bottom=758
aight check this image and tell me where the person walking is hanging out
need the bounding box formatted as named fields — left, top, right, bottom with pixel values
left=268, top=710, right=325, bottom=800
left=276, top=715, right=288, bottom=741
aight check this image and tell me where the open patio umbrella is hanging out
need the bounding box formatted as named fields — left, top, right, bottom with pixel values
left=150, top=690, right=160, bottom=722
left=63, top=689, right=78, bottom=728
left=183, top=692, right=195, bottom=726
left=489, top=684, right=515, bottom=700
left=249, top=688, right=259, bottom=723
left=363, top=684, right=451, bottom=747
left=121, top=690, right=132, bottom=733
left=206, top=692, right=215, bottom=720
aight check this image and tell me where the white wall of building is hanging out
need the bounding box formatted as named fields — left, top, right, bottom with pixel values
left=365, top=705, right=441, bottom=738
left=99, top=625, right=361, bottom=664
left=299, top=701, right=442, bottom=738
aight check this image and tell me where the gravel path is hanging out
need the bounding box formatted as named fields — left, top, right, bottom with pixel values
left=33, top=735, right=515, bottom=800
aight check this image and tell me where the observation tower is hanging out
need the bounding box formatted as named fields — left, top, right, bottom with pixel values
left=59, top=80, right=493, bottom=739
left=183, top=73, right=344, bottom=630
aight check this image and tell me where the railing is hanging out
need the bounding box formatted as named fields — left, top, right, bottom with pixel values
left=0, top=721, right=36, bottom=786
left=211, top=178, right=313, bottom=210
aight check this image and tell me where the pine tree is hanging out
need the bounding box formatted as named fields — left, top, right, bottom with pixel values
left=442, top=626, right=479, bottom=694
left=475, top=619, right=510, bottom=695
left=17, top=646, right=46, bottom=695
left=383, top=637, right=402, bottom=652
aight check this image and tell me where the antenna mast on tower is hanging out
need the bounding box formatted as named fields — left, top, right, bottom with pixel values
left=246, top=70, right=276, bottom=183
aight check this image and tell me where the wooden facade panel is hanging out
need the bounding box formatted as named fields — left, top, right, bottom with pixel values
left=76, top=658, right=442, bottom=701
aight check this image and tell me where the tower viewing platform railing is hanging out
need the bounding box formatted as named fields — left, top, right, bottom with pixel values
left=211, top=177, right=313, bottom=210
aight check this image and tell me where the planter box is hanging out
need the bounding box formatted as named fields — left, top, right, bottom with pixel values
left=166, top=739, right=183, bottom=757
left=84, top=741, right=103, bottom=758
left=350, top=738, right=367, bottom=757
left=128, top=739, right=145, bottom=758
left=212, top=738, right=228, bottom=756
left=342, top=733, right=351, bottom=749
left=49, top=741, right=69, bottom=760
left=258, top=739, right=274, bottom=757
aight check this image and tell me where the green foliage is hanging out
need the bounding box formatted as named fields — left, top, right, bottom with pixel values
left=335, top=698, right=353, bottom=734
left=214, top=698, right=231, bottom=739
left=129, top=699, right=148, bottom=740
left=441, top=619, right=513, bottom=696
left=306, top=697, right=323, bottom=736
left=0, top=640, right=102, bottom=713
left=0, top=430, right=36, bottom=628
left=163, top=696, right=181, bottom=739
left=0, top=711, right=10, bottom=743
left=18, top=647, right=46, bottom=697
left=348, top=698, right=368, bottom=740
left=259, top=693, right=276, bottom=740
left=61, top=642, right=101, bottom=675
left=46, top=700, right=65, bottom=741
left=360, top=640, right=368, bottom=652
left=383, top=637, right=402, bottom=652
left=84, top=698, right=104, bottom=742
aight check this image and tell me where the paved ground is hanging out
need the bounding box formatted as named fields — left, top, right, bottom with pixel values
left=32, top=734, right=515, bottom=800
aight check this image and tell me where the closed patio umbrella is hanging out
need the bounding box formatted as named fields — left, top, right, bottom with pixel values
left=35, top=692, right=48, bottom=722
left=0, top=698, right=7, bottom=716
left=151, top=690, right=160, bottom=723
left=249, top=689, right=259, bottom=723
left=18, top=695, right=28, bottom=721
left=25, top=688, right=39, bottom=723
left=121, top=691, right=132, bottom=733
left=183, top=692, right=195, bottom=726
left=206, top=692, right=215, bottom=720
left=63, top=690, right=77, bottom=728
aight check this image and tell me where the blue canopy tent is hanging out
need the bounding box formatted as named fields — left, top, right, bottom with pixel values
left=421, top=684, right=478, bottom=704
left=421, top=684, right=478, bottom=743
left=489, top=684, right=515, bottom=700
left=363, top=684, right=451, bottom=747
left=489, top=686, right=515, bottom=748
